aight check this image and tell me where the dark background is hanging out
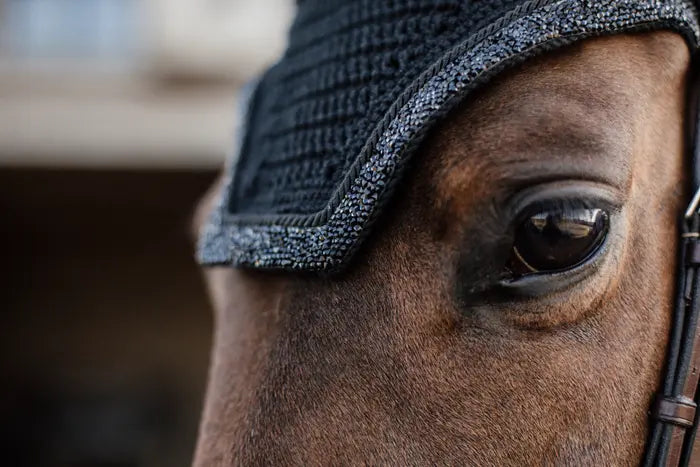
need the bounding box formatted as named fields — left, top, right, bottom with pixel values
left=1, top=169, right=217, bottom=466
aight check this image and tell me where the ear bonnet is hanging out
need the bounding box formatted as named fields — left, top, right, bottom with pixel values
left=198, top=0, right=700, bottom=272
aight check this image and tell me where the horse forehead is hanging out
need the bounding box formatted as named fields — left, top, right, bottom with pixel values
left=452, top=33, right=684, bottom=135
left=428, top=33, right=688, bottom=203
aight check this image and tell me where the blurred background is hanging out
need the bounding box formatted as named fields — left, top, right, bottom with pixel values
left=0, top=1, right=293, bottom=465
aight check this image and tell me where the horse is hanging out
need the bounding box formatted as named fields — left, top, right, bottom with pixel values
left=191, top=13, right=695, bottom=467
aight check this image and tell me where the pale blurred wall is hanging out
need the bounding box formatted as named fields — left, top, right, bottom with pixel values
left=0, top=0, right=294, bottom=169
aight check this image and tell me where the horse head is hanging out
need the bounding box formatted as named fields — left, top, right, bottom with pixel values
left=193, top=1, right=698, bottom=464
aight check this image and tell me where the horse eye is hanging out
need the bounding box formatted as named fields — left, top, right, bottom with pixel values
left=507, top=208, right=609, bottom=276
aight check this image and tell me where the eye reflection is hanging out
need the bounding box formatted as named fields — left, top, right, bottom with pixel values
left=507, top=207, right=609, bottom=277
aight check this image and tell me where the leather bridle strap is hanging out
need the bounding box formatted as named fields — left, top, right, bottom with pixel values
left=643, top=64, right=700, bottom=467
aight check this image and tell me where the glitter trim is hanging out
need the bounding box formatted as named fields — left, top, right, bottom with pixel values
left=198, top=0, right=700, bottom=271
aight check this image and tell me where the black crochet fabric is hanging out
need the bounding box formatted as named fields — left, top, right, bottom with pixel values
left=230, top=0, right=523, bottom=216
left=200, top=0, right=699, bottom=272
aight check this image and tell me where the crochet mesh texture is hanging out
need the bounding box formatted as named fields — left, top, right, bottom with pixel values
left=230, top=0, right=523, bottom=215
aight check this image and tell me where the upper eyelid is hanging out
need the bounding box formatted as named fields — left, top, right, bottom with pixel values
left=505, top=180, right=624, bottom=220
left=515, top=199, right=616, bottom=223
left=475, top=182, right=619, bottom=251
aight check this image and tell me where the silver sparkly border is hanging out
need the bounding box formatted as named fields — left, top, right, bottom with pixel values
left=198, top=0, right=700, bottom=271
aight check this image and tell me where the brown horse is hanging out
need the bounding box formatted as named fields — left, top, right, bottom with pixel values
left=192, top=31, right=690, bottom=465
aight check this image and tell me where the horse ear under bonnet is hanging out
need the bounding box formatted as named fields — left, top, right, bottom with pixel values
left=197, top=0, right=700, bottom=272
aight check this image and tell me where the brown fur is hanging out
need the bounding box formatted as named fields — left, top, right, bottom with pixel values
left=193, top=32, right=690, bottom=465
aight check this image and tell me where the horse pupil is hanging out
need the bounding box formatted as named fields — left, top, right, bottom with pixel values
left=512, top=208, right=608, bottom=274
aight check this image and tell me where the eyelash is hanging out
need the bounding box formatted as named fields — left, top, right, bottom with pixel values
left=513, top=197, right=602, bottom=224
